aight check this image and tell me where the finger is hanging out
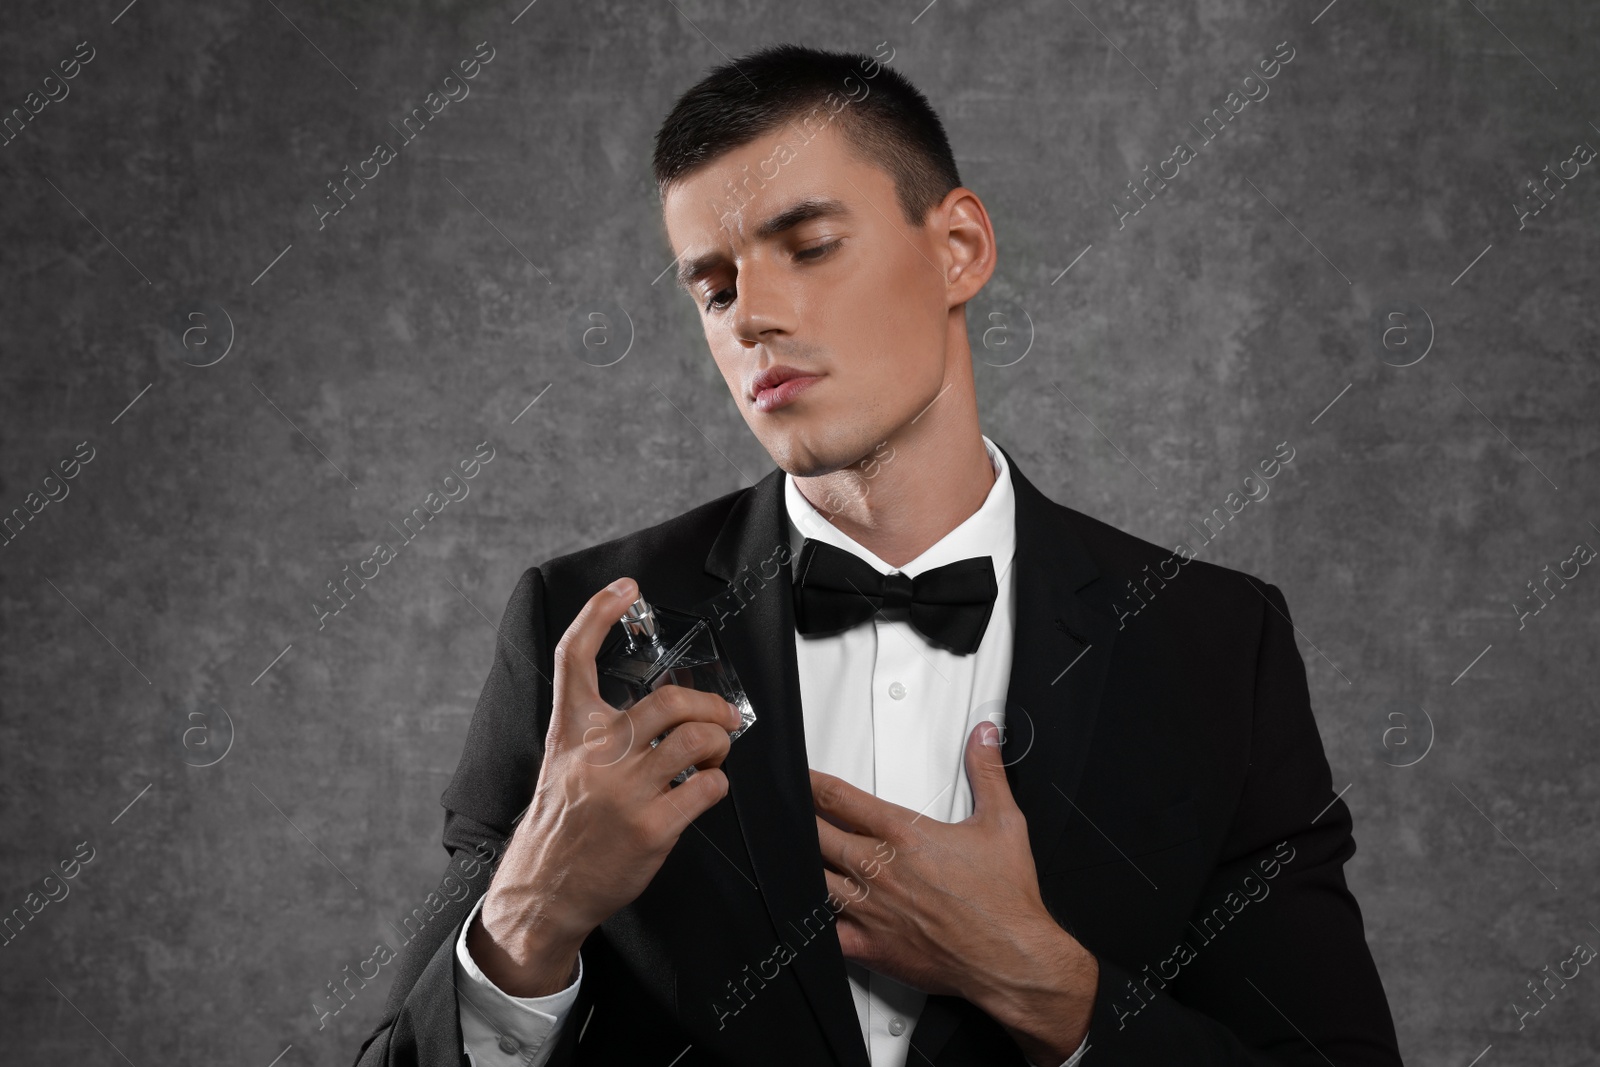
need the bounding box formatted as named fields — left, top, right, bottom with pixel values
left=809, top=768, right=914, bottom=839
left=963, top=719, right=1016, bottom=822
left=814, top=811, right=869, bottom=875
left=651, top=766, right=729, bottom=836
left=551, top=577, right=638, bottom=743
left=828, top=901, right=873, bottom=965
left=643, top=719, right=733, bottom=788
left=821, top=867, right=873, bottom=913
left=630, top=683, right=743, bottom=757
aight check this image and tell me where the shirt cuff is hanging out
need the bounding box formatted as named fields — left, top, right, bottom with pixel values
left=1029, top=1032, right=1090, bottom=1067
left=454, top=892, right=584, bottom=1065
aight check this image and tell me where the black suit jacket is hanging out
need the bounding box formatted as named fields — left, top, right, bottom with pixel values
left=354, top=442, right=1402, bottom=1066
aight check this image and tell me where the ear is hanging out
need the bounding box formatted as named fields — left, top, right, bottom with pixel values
left=938, top=188, right=997, bottom=307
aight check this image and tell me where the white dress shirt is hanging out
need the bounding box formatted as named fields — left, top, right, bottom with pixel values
left=452, top=434, right=1087, bottom=1067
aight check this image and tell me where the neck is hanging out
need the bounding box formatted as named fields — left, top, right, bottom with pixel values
left=793, top=366, right=994, bottom=570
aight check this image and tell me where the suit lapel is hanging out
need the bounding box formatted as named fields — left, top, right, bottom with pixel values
left=703, top=466, right=871, bottom=1067
left=907, top=442, right=1121, bottom=1064
left=701, top=443, right=1117, bottom=1067
left=992, top=441, right=1119, bottom=873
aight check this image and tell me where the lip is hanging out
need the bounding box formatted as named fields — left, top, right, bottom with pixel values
left=750, top=367, right=823, bottom=413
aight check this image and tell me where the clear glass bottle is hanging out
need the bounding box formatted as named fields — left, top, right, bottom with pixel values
left=595, top=593, right=756, bottom=785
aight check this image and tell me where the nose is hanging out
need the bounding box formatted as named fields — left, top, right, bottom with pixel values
left=731, top=253, right=796, bottom=345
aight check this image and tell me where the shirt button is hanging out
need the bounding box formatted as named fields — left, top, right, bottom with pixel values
left=888, top=1017, right=907, bottom=1036
left=888, top=681, right=907, bottom=700
left=497, top=1035, right=521, bottom=1054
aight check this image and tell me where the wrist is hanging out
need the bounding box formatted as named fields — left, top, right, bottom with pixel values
left=973, top=918, right=1097, bottom=1064
left=468, top=885, right=591, bottom=997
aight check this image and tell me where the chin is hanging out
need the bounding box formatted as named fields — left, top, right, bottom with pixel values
left=762, top=428, right=878, bottom=480
left=769, top=445, right=829, bottom=479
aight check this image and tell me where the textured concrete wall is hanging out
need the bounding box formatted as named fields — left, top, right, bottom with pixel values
left=1, top=0, right=1595, bottom=1063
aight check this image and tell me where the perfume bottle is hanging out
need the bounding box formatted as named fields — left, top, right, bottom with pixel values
left=595, top=593, right=756, bottom=785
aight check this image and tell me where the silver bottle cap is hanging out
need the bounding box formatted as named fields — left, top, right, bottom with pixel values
left=620, top=596, right=659, bottom=641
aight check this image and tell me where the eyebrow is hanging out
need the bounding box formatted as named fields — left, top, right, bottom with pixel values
left=673, top=195, right=853, bottom=293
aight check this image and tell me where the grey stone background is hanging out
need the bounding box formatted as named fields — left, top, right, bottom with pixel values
left=1, top=0, right=1595, bottom=1063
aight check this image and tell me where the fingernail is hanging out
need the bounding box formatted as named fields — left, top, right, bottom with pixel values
left=979, top=721, right=1001, bottom=746
left=607, top=577, right=635, bottom=597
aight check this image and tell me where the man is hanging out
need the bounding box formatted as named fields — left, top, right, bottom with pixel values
left=355, top=43, right=1402, bottom=1066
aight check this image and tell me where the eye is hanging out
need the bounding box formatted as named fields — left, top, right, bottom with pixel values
left=797, top=238, right=843, bottom=262
left=702, top=240, right=843, bottom=314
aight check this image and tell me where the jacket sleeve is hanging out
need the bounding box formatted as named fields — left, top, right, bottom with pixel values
left=1078, top=579, right=1403, bottom=1064
left=353, top=566, right=597, bottom=1066
left=350, top=812, right=508, bottom=1067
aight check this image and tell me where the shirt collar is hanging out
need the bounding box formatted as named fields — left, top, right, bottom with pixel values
left=784, top=433, right=1016, bottom=584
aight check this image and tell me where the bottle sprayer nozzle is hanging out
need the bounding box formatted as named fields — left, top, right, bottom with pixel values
left=620, top=596, right=658, bottom=641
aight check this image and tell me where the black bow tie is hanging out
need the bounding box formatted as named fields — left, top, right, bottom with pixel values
left=791, top=537, right=998, bottom=655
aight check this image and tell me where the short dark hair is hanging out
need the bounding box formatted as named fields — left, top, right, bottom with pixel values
left=652, top=43, right=962, bottom=230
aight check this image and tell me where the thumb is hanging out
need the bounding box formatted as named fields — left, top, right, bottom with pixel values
left=964, top=719, right=1015, bottom=820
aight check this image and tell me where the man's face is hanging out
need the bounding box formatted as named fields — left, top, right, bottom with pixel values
left=661, top=121, right=957, bottom=478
